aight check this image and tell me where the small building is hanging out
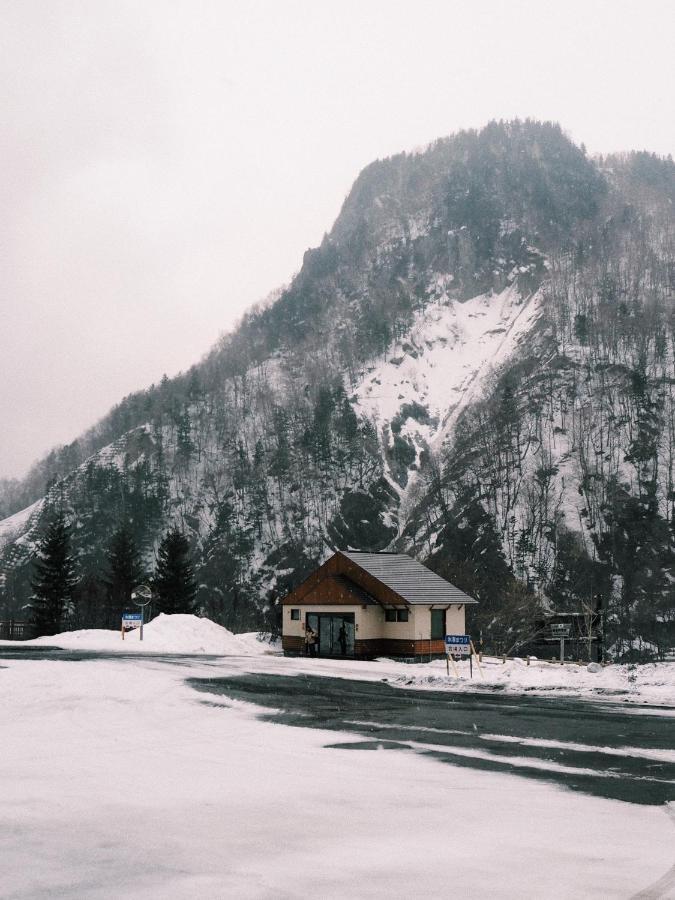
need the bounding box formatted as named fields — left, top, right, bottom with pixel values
left=0, top=621, right=37, bottom=641
left=522, top=612, right=604, bottom=663
left=282, top=550, right=477, bottom=660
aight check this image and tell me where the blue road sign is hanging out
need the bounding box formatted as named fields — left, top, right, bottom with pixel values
left=445, top=634, right=471, bottom=656
left=122, top=613, right=143, bottom=621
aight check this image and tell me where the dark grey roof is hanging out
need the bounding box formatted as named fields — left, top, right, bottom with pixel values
left=340, top=551, right=477, bottom=606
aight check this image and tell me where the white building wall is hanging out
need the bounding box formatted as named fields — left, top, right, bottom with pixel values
left=284, top=603, right=468, bottom=641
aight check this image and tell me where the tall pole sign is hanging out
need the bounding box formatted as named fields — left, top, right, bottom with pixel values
left=130, top=584, right=153, bottom=641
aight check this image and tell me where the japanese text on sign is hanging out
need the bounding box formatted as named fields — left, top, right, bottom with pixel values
left=445, top=634, right=471, bottom=656
left=122, top=613, right=142, bottom=632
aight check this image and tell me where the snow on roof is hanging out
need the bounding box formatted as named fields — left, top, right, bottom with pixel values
left=339, top=551, right=477, bottom=606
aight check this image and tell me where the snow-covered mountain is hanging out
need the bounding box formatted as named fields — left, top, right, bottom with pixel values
left=352, top=284, right=542, bottom=479
left=1, top=120, right=673, bottom=657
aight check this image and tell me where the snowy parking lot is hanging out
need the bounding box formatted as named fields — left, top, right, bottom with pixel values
left=1, top=617, right=674, bottom=899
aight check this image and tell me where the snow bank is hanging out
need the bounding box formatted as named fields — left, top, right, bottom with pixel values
left=241, top=653, right=675, bottom=708
left=236, top=630, right=282, bottom=654
left=24, top=614, right=275, bottom=656
left=383, top=655, right=675, bottom=707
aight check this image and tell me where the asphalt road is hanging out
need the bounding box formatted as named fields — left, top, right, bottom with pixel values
left=2, top=645, right=673, bottom=806
left=189, top=671, right=675, bottom=806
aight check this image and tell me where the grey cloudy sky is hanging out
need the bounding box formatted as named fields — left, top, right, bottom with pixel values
left=1, top=0, right=673, bottom=480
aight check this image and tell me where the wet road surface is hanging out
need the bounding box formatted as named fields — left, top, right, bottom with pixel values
left=188, top=671, right=675, bottom=806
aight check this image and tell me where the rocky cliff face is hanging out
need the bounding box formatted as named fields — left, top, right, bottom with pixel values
left=1, top=121, right=673, bottom=657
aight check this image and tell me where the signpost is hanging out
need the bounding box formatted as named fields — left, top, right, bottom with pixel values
left=445, top=634, right=470, bottom=678
left=130, top=584, right=153, bottom=642
left=550, top=622, right=570, bottom=664
left=121, top=612, right=142, bottom=639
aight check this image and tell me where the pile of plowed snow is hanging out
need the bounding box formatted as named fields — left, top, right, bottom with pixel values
left=23, top=614, right=276, bottom=655
left=382, top=655, right=675, bottom=706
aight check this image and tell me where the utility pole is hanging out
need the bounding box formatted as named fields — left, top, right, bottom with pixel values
left=595, top=593, right=604, bottom=663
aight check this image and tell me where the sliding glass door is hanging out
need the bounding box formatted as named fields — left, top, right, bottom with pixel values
left=306, top=613, right=355, bottom=657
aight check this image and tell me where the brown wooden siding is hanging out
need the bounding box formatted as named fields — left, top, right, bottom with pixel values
left=282, top=635, right=446, bottom=658
left=299, top=575, right=374, bottom=607
left=355, top=638, right=447, bottom=658
left=282, top=635, right=305, bottom=653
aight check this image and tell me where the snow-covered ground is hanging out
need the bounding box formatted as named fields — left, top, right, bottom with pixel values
left=2, top=645, right=674, bottom=899
left=3, top=614, right=673, bottom=707
left=383, top=654, right=675, bottom=708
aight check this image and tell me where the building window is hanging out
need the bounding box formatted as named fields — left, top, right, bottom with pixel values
left=385, top=608, right=409, bottom=622
left=290, top=609, right=300, bottom=621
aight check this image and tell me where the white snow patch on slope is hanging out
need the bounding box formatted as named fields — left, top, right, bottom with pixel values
left=10, top=614, right=273, bottom=656
left=353, top=285, right=541, bottom=451
left=0, top=499, right=43, bottom=549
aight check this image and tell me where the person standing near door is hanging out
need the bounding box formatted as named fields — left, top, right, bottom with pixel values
left=338, top=621, right=347, bottom=656
left=305, top=625, right=317, bottom=657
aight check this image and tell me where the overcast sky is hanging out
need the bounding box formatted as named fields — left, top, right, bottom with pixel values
left=1, top=0, right=673, bottom=481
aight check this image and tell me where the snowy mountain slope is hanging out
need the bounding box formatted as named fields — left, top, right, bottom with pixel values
left=352, top=284, right=542, bottom=488
left=0, top=499, right=43, bottom=550
left=0, top=284, right=539, bottom=548
left=1, top=122, right=673, bottom=658
left=402, top=182, right=675, bottom=657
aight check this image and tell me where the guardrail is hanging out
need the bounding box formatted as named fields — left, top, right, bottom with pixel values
left=0, top=621, right=38, bottom=641
left=478, top=653, right=606, bottom=667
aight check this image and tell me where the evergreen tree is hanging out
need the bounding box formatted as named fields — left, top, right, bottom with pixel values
left=104, top=524, right=145, bottom=629
left=152, top=527, right=197, bottom=615
left=197, top=497, right=254, bottom=629
left=72, top=572, right=106, bottom=630
left=30, top=512, right=78, bottom=636
left=175, top=411, right=195, bottom=471
left=427, top=484, right=514, bottom=632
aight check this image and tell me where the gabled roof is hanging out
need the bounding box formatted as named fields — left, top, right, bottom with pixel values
left=339, top=551, right=477, bottom=606
left=281, top=550, right=478, bottom=608
left=332, top=574, right=378, bottom=605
